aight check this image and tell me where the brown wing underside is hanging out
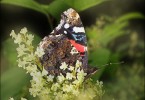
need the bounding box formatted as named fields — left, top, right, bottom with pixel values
left=39, top=34, right=98, bottom=77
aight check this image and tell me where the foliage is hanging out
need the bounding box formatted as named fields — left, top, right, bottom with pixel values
left=1, top=0, right=108, bottom=19
left=86, top=13, right=144, bottom=79
left=104, top=64, right=144, bottom=100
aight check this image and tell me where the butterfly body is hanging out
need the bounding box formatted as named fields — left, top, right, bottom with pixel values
left=39, top=8, right=97, bottom=77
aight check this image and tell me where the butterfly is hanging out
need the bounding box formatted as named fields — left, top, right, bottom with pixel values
left=39, top=8, right=98, bottom=78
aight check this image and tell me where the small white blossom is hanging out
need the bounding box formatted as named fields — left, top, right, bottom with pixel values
left=68, top=66, right=74, bottom=71
left=54, top=92, right=63, bottom=100
left=42, top=68, right=48, bottom=76
left=26, top=34, right=34, bottom=45
left=17, top=58, right=28, bottom=68
left=10, top=30, right=16, bottom=39
left=77, top=69, right=87, bottom=83
left=14, top=34, right=22, bottom=44
left=23, top=53, right=35, bottom=62
left=35, top=47, right=45, bottom=57
left=73, top=79, right=80, bottom=85
left=20, top=27, right=27, bottom=34
left=57, top=74, right=65, bottom=83
left=40, top=88, right=50, bottom=96
left=29, top=87, right=38, bottom=97
left=60, top=62, right=68, bottom=70
left=26, top=65, right=37, bottom=73
left=51, top=83, right=60, bottom=91
left=31, top=71, right=42, bottom=83
left=47, top=75, right=54, bottom=82
left=75, top=60, right=82, bottom=69
left=66, top=72, right=74, bottom=80
left=63, top=84, right=74, bottom=92
left=16, top=44, right=27, bottom=57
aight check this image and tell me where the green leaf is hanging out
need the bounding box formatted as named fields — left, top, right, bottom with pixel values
left=64, top=0, right=109, bottom=11
left=1, top=0, right=47, bottom=15
left=1, top=67, right=30, bottom=100
left=89, top=48, right=110, bottom=65
left=101, top=21, right=128, bottom=46
left=115, top=12, right=145, bottom=23
left=0, top=0, right=70, bottom=19
left=86, top=26, right=98, bottom=39
left=43, top=0, right=69, bottom=19
left=1, top=38, right=18, bottom=68
left=89, top=48, right=110, bottom=79
left=1, top=0, right=109, bottom=22
left=103, top=53, right=120, bottom=78
left=43, top=0, right=109, bottom=18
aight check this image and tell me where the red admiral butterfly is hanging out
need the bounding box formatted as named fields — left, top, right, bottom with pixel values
left=39, top=8, right=98, bottom=78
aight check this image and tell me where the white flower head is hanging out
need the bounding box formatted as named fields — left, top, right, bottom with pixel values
left=51, top=83, right=60, bottom=91
left=14, top=34, right=22, bottom=44
left=63, top=84, right=74, bottom=92
left=60, top=62, right=68, bottom=70
left=26, top=65, right=37, bottom=73
left=75, top=60, right=82, bottom=69
left=35, top=47, right=45, bottom=57
left=17, top=58, right=28, bottom=68
left=20, top=27, right=28, bottom=34
left=10, top=30, right=17, bottom=39
left=23, top=53, right=35, bottom=62
left=42, top=68, right=48, bottom=76
left=77, top=69, right=87, bottom=83
left=66, top=72, right=74, bottom=80
left=47, top=75, right=54, bottom=82
left=16, top=44, right=28, bottom=57
left=68, top=66, right=74, bottom=71
left=26, top=34, right=34, bottom=45
left=57, top=74, right=65, bottom=83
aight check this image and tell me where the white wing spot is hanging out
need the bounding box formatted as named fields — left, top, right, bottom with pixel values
left=64, top=31, right=67, bottom=34
left=56, top=34, right=62, bottom=37
left=85, top=47, right=87, bottom=51
left=70, top=47, right=78, bottom=55
left=73, top=27, right=85, bottom=33
left=64, top=23, right=70, bottom=29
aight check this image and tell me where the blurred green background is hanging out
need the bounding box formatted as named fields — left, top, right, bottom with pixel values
left=0, top=0, right=144, bottom=100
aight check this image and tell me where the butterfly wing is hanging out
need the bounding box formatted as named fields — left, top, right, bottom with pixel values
left=39, top=8, right=97, bottom=77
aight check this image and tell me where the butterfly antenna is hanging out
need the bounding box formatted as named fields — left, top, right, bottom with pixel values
left=100, top=61, right=124, bottom=67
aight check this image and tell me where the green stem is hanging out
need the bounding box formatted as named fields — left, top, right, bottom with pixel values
left=46, top=14, right=53, bottom=31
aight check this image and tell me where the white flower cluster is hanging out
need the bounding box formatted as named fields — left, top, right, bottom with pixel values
left=10, top=27, right=47, bottom=98
left=10, top=27, right=104, bottom=100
